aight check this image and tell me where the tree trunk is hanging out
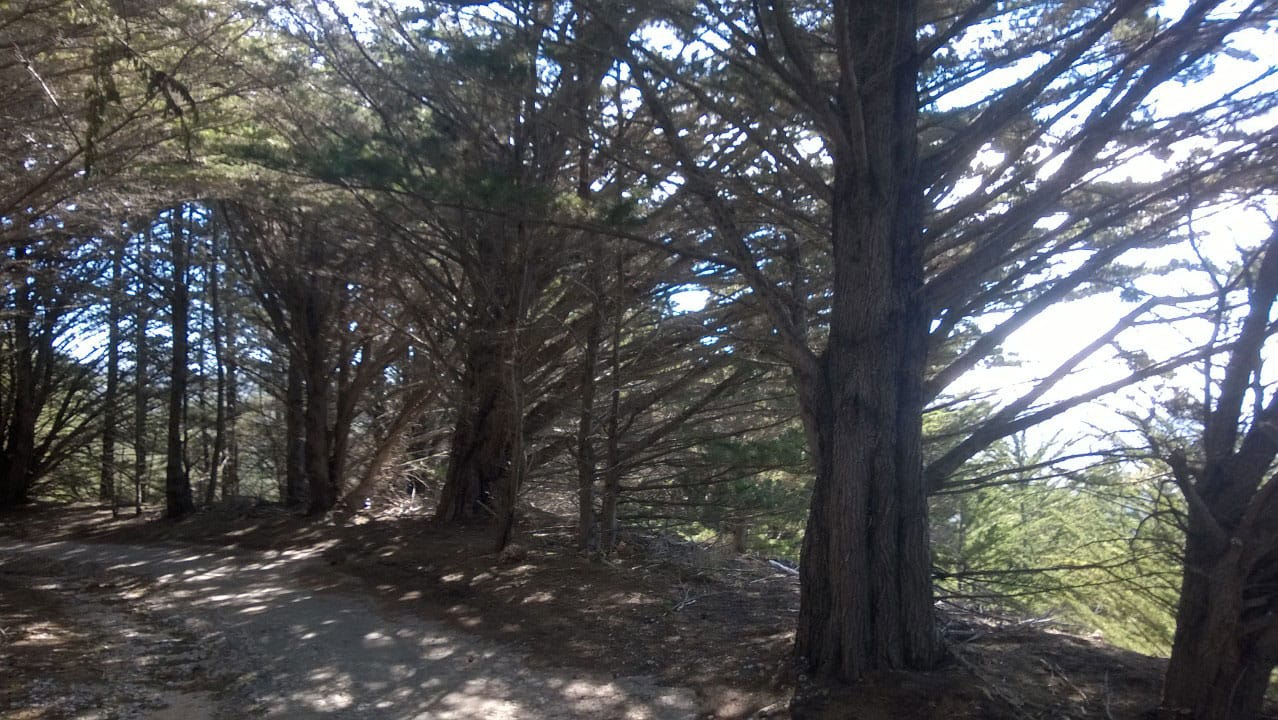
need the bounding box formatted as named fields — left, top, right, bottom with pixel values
left=1160, top=525, right=1276, bottom=719
left=299, top=279, right=336, bottom=516
left=0, top=247, right=37, bottom=508
left=206, top=234, right=226, bottom=507
left=303, top=342, right=334, bottom=515
left=221, top=311, right=240, bottom=500
left=575, top=303, right=601, bottom=550
left=493, top=360, right=524, bottom=552
left=792, top=0, right=940, bottom=687
left=599, top=294, right=623, bottom=550
left=730, top=519, right=748, bottom=554
left=165, top=212, right=195, bottom=519
left=133, top=280, right=149, bottom=515
left=100, top=241, right=123, bottom=506
left=573, top=141, right=601, bottom=551
left=794, top=297, right=942, bottom=675
left=284, top=346, right=308, bottom=509
left=1158, top=233, right=1278, bottom=719
left=435, top=333, right=514, bottom=523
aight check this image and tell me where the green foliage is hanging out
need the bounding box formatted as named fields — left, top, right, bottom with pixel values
left=933, top=437, right=1182, bottom=655
left=690, top=427, right=810, bottom=555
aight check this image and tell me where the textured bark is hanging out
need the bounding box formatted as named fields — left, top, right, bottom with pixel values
left=435, top=333, right=514, bottom=523
left=283, top=347, right=308, bottom=509
left=791, top=0, right=941, bottom=685
left=1161, top=536, right=1274, bottom=720
left=302, top=328, right=334, bottom=516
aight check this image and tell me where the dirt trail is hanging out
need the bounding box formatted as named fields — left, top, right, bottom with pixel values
left=0, top=538, right=699, bottom=719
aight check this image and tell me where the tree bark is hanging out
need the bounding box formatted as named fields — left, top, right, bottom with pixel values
left=165, top=211, right=195, bottom=519
left=284, top=345, right=308, bottom=509
left=575, top=306, right=601, bottom=550
left=600, top=286, right=623, bottom=550
left=435, top=331, right=515, bottom=523
left=1161, top=533, right=1275, bottom=720
left=303, top=334, right=334, bottom=516
left=791, top=0, right=941, bottom=686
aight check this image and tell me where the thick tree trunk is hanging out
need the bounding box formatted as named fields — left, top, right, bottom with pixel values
left=792, top=0, right=940, bottom=687
left=1161, top=527, right=1276, bottom=719
left=300, top=283, right=336, bottom=516
left=303, top=347, right=334, bottom=515
left=165, top=214, right=195, bottom=519
left=794, top=314, right=939, bottom=684
left=283, top=346, right=308, bottom=509
left=575, top=305, right=601, bottom=550
left=0, top=403, right=37, bottom=508
left=435, top=334, right=515, bottom=523
left=0, top=396, right=37, bottom=508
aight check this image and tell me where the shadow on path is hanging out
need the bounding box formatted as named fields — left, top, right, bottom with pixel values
left=0, top=539, right=698, bottom=719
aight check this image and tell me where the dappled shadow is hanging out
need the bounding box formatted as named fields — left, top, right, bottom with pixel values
left=9, top=505, right=1262, bottom=719
left=0, top=536, right=703, bottom=719
left=11, top=502, right=794, bottom=714
left=322, top=522, right=795, bottom=698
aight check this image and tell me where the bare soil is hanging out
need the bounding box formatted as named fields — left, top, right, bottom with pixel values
left=0, top=502, right=1258, bottom=719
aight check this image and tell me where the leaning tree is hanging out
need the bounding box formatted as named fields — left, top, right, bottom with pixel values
left=1134, top=225, right=1278, bottom=720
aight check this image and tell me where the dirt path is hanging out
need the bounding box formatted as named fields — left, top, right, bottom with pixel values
left=0, top=538, right=699, bottom=719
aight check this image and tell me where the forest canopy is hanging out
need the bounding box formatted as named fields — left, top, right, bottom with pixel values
left=2, top=0, right=1276, bottom=717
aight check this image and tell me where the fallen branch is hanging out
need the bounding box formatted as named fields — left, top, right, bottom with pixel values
left=768, top=559, right=799, bottom=576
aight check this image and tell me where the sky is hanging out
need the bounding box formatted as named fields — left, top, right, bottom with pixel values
left=963, top=5, right=1278, bottom=440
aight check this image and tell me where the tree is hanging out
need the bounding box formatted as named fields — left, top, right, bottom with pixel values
left=260, top=1, right=664, bottom=540
left=223, top=200, right=402, bottom=516
left=164, top=208, right=196, bottom=519
left=619, top=0, right=1276, bottom=692
left=0, top=232, right=109, bottom=508
left=1132, top=227, right=1278, bottom=719
left=132, top=224, right=156, bottom=514
left=99, top=232, right=125, bottom=509
left=932, top=431, right=1183, bottom=654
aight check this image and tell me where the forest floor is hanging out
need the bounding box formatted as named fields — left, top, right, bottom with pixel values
left=0, top=501, right=1249, bottom=719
